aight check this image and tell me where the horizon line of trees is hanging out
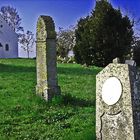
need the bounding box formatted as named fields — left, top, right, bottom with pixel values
left=1, top=1, right=140, bottom=65
left=57, top=0, right=140, bottom=67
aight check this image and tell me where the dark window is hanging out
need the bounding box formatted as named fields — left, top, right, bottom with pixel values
left=0, top=25, right=3, bottom=28
left=5, top=44, right=9, bottom=51
left=0, top=43, right=3, bottom=47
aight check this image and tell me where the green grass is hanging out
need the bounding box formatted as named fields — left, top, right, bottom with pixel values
left=0, top=59, right=102, bottom=140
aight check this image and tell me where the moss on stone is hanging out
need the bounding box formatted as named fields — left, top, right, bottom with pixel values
left=36, top=15, right=56, bottom=40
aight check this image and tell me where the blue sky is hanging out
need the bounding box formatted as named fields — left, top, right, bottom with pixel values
left=112, top=0, right=140, bottom=23
left=0, top=0, right=94, bottom=34
left=0, top=0, right=139, bottom=34
left=0, top=0, right=139, bottom=57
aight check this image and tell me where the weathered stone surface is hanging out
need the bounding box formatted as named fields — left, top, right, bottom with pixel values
left=96, top=63, right=140, bottom=140
left=36, top=15, right=60, bottom=101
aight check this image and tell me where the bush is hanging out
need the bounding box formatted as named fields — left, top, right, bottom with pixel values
left=57, top=56, right=75, bottom=64
left=134, top=46, right=140, bottom=66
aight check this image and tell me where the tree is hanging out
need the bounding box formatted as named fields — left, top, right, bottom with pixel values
left=0, top=6, right=23, bottom=32
left=130, top=13, right=140, bottom=65
left=133, top=37, right=140, bottom=66
left=74, top=16, right=92, bottom=66
left=18, top=31, right=35, bottom=58
left=74, top=0, right=134, bottom=67
left=57, top=26, right=75, bottom=58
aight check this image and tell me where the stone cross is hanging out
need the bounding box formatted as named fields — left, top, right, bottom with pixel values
left=96, top=62, right=140, bottom=140
left=36, top=15, right=61, bottom=101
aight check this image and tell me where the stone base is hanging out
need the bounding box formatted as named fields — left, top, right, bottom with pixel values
left=36, top=84, right=61, bottom=101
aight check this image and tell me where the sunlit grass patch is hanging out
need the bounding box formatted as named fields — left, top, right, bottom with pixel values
left=0, top=59, right=101, bottom=140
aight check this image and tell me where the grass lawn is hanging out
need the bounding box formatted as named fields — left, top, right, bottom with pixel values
left=0, top=59, right=102, bottom=140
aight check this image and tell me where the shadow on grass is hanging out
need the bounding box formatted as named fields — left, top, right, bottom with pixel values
left=0, top=63, right=101, bottom=76
left=58, top=66, right=101, bottom=76
left=52, top=94, right=95, bottom=107
left=0, top=64, right=36, bottom=73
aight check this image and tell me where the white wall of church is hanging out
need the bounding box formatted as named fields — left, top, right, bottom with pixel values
left=0, top=15, right=18, bottom=58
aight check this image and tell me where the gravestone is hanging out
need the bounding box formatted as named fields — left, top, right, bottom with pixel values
left=125, top=60, right=136, bottom=66
left=36, top=15, right=61, bottom=101
left=96, top=59, right=140, bottom=140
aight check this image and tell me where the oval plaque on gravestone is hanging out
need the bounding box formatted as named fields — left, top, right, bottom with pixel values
left=101, top=77, right=122, bottom=105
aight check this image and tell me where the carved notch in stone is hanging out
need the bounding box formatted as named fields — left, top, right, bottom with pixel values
left=36, top=15, right=61, bottom=101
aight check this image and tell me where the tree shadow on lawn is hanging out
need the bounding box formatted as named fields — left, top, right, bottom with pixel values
left=0, top=64, right=36, bottom=73
left=60, top=93, right=95, bottom=107
left=0, top=63, right=101, bottom=76
left=58, top=66, right=101, bottom=76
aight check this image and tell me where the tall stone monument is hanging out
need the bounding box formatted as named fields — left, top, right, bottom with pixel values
left=36, top=15, right=61, bottom=101
left=96, top=59, right=140, bottom=140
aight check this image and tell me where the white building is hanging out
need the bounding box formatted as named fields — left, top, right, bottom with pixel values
left=0, top=15, right=18, bottom=58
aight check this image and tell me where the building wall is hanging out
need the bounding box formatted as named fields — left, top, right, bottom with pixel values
left=0, top=15, right=18, bottom=58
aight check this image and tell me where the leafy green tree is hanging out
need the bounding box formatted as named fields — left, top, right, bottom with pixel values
left=74, top=0, right=134, bottom=67
left=74, top=16, right=92, bottom=66
left=133, top=37, right=140, bottom=66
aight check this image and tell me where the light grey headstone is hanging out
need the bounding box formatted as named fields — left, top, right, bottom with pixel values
left=96, top=63, right=140, bottom=140
left=125, top=60, right=136, bottom=66
left=36, top=15, right=61, bottom=101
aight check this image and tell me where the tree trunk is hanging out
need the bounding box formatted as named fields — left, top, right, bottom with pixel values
left=27, top=50, right=30, bottom=58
